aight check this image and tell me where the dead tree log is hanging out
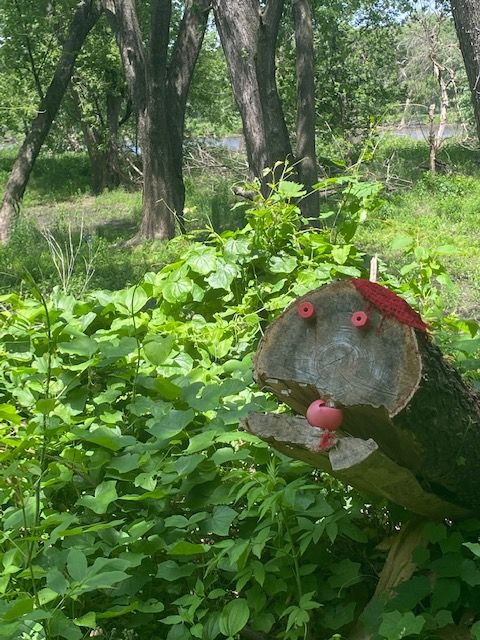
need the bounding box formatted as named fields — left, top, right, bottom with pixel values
left=248, top=279, right=480, bottom=515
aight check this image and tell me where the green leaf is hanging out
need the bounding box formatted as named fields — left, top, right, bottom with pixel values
left=77, top=480, right=118, bottom=514
left=424, top=522, right=447, bottom=543
left=277, top=180, right=306, bottom=199
left=186, top=430, right=217, bottom=454
left=392, top=576, right=431, bottom=610
left=219, top=599, right=250, bottom=637
left=206, top=261, right=238, bottom=290
left=465, top=543, right=480, bottom=558
left=67, top=548, right=88, bottom=582
left=58, top=336, right=98, bottom=357
left=144, top=336, right=175, bottom=365
left=74, top=612, right=96, bottom=628
left=118, top=285, right=149, bottom=314
left=163, top=278, right=193, bottom=303
left=2, top=597, right=34, bottom=621
left=378, top=612, right=425, bottom=639
left=147, top=409, right=195, bottom=440
left=46, top=567, right=69, bottom=596
left=186, top=246, right=217, bottom=274
left=431, top=579, right=460, bottom=611
left=73, top=425, right=135, bottom=451
left=471, top=620, right=480, bottom=640
left=269, top=254, right=297, bottom=273
left=331, top=244, right=352, bottom=265
left=205, top=506, right=238, bottom=536
left=0, top=403, right=21, bottom=424
left=168, top=541, right=209, bottom=556
left=156, top=560, right=195, bottom=581
left=391, top=234, right=414, bottom=251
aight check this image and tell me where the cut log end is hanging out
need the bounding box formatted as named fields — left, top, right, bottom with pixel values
left=251, top=279, right=480, bottom=512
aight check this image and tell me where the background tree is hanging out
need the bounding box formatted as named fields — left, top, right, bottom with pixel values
left=449, top=0, right=480, bottom=143
left=0, top=0, right=102, bottom=245
left=397, top=9, right=467, bottom=171
left=293, top=0, right=319, bottom=218
left=212, top=0, right=293, bottom=186
left=103, top=0, right=210, bottom=242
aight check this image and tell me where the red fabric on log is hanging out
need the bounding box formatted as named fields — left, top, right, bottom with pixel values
left=351, top=279, right=428, bottom=332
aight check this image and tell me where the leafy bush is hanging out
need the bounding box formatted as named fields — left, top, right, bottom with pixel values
left=0, top=172, right=479, bottom=640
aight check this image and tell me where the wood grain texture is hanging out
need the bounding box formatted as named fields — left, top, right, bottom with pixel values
left=253, top=280, right=480, bottom=511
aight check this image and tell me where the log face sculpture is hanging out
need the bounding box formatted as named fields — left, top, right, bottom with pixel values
left=249, top=279, right=480, bottom=515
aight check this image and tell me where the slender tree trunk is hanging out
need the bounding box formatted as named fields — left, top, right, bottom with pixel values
left=450, top=0, right=480, bottom=142
left=167, top=0, right=210, bottom=232
left=257, top=0, right=293, bottom=165
left=72, top=84, right=122, bottom=193
left=212, top=0, right=292, bottom=184
left=292, top=0, right=319, bottom=218
left=0, top=0, right=102, bottom=245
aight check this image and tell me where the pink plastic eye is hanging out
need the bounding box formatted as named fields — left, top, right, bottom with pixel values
left=351, top=310, right=369, bottom=328
left=298, top=301, right=316, bottom=319
left=306, top=400, right=343, bottom=431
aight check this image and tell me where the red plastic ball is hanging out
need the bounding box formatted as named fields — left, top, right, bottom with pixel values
left=297, top=301, right=316, bottom=319
left=351, top=310, right=369, bottom=328
left=306, top=401, right=343, bottom=431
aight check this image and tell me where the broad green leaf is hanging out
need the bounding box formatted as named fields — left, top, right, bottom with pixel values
left=162, top=278, right=193, bottom=303
left=168, top=541, right=209, bottom=556
left=431, top=578, right=460, bottom=611
left=2, top=597, right=34, bottom=621
left=378, top=611, right=425, bottom=639
left=119, top=286, right=149, bottom=314
left=331, top=244, right=352, bottom=265
left=269, top=254, right=297, bottom=273
left=144, top=335, right=175, bottom=365
left=73, top=425, right=135, bottom=451
left=277, top=180, right=306, bottom=199
left=147, top=409, right=195, bottom=440
left=391, top=234, right=414, bottom=251
left=77, top=480, right=118, bottom=514
left=205, top=506, right=238, bottom=537
left=0, top=403, right=21, bottom=424
left=156, top=560, right=195, bottom=581
left=186, top=246, right=217, bottom=274
left=74, top=612, right=96, bottom=628
left=67, top=548, right=88, bottom=582
left=206, top=261, right=238, bottom=290
left=219, top=599, right=250, bottom=637
left=46, top=567, right=69, bottom=596
left=58, top=336, right=98, bottom=357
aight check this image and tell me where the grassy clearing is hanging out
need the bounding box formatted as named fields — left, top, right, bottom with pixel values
left=0, top=139, right=479, bottom=320
left=356, top=138, right=480, bottom=317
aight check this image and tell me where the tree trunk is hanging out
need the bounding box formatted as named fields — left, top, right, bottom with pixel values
left=292, top=0, right=319, bottom=218
left=167, top=0, right=210, bottom=232
left=0, top=0, right=102, bottom=245
left=450, top=0, right=480, bottom=142
left=250, top=279, right=480, bottom=514
left=71, top=84, right=122, bottom=193
left=212, top=0, right=293, bottom=183
left=104, top=0, right=208, bottom=242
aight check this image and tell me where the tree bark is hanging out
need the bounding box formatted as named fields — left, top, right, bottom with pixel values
left=71, top=84, right=122, bottom=193
left=251, top=279, right=480, bottom=513
left=450, top=0, right=480, bottom=142
left=292, top=0, right=319, bottom=218
left=0, top=0, right=102, bottom=245
left=212, top=0, right=293, bottom=184
left=167, top=0, right=210, bottom=232
left=104, top=0, right=209, bottom=242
